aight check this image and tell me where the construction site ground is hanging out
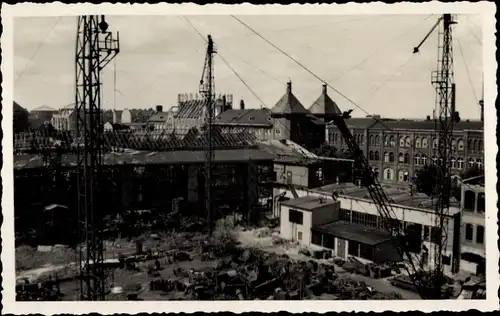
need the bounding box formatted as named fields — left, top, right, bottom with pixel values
left=16, top=221, right=421, bottom=300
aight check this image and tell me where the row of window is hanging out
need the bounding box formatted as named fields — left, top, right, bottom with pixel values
left=368, top=150, right=483, bottom=169
left=465, top=223, right=484, bottom=244
left=330, top=132, right=483, bottom=152
left=464, top=191, right=486, bottom=213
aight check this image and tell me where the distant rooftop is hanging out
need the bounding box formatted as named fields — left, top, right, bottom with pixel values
left=215, top=109, right=272, bottom=126
left=312, top=182, right=460, bottom=212
left=308, top=84, right=342, bottom=117
left=271, top=81, right=309, bottom=115
left=32, top=105, right=58, bottom=112
left=281, top=195, right=337, bottom=211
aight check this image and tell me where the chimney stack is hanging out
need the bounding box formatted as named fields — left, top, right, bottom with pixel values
left=322, top=83, right=327, bottom=95
left=240, top=100, right=245, bottom=110
left=286, top=80, right=292, bottom=94
left=156, top=105, right=163, bottom=113
left=426, top=115, right=431, bottom=121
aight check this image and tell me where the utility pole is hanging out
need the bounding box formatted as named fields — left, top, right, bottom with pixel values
left=199, top=35, right=216, bottom=233
left=75, top=15, right=119, bottom=300
left=414, top=13, right=458, bottom=299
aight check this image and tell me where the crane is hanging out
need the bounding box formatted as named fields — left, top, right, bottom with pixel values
left=75, top=15, right=119, bottom=300
left=199, top=35, right=216, bottom=233
left=413, top=13, right=459, bottom=298
left=329, top=14, right=459, bottom=300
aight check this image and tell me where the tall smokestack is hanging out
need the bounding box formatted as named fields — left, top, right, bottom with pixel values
left=240, top=100, right=245, bottom=110
left=286, top=80, right=292, bottom=94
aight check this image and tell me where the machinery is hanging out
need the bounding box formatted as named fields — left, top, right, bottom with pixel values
left=75, top=15, right=119, bottom=300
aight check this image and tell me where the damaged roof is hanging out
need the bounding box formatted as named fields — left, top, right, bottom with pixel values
left=214, top=109, right=272, bottom=126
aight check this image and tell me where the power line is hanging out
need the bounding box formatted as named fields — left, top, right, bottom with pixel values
left=456, top=38, right=478, bottom=104
left=230, top=14, right=457, bottom=161
left=15, top=17, right=62, bottom=82
left=332, top=15, right=433, bottom=83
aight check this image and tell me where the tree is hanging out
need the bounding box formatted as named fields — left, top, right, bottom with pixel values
left=460, top=164, right=484, bottom=180
left=13, top=101, right=29, bottom=133
left=312, top=143, right=338, bottom=157
left=414, top=164, right=440, bottom=197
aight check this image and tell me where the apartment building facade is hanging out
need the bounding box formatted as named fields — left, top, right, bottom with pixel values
left=327, top=118, right=484, bottom=183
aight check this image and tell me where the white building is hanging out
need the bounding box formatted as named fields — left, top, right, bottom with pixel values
left=275, top=182, right=463, bottom=275
left=459, top=178, right=485, bottom=275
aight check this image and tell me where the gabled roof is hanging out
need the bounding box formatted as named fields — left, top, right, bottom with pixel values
left=148, top=111, right=171, bottom=122
left=32, top=105, right=58, bottom=112
left=308, top=84, right=342, bottom=116
left=214, top=109, right=272, bottom=126
left=271, top=81, right=309, bottom=115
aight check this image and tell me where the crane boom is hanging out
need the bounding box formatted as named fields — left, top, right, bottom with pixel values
left=330, top=114, right=429, bottom=299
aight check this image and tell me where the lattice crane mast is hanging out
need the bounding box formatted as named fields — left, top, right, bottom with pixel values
left=75, top=15, right=119, bottom=301
left=413, top=13, right=459, bottom=299
left=199, top=35, right=216, bottom=233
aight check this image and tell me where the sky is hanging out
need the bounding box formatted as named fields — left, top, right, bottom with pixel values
left=14, top=14, right=484, bottom=119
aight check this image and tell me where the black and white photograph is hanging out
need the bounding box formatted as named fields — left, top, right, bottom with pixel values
left=2, top=2, right=498, bottom=313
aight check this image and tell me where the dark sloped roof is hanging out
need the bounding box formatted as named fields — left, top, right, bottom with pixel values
left=214, top=109, right=272, bottom=126
left=177, top=99, right=206, bottom=119
left=309, top=84, right=342, bottom=116
left=147, top=111, right=171, bottom=122
left=14, top=148, right=274, bottom=169
left=313, top=221, right=391, bottom=246
left=271, top=81, right=309, bottom=115
left=328, top=117, right=484, bottom=131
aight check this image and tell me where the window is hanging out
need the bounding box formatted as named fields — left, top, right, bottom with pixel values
left=398, top=153, right=405, bottom=163
left=398, top=170, right=405, bottom=182
left=390, top=136, right=396, bottom=147
left=404, top=153, right=409, bottom=164
left=432, top=138, right=439, bottom=149
left=384, top=136, right=390, bottom=147
left=369, top=150, right=374, bottom=160
left=451, top=139, right=457, bottom=151
left=275, top=129, right=281, bottom=135
left=405, top=136, right=411, bottom=148
left=457, top=139, right=464, bottom=151
left=432, top=156, right=438, bottom=164
left=464, top=190, right=476, bottom=211
left=297, top=231, right=303, bottom=241
left=389, top=152, right=395, bottom=162
left=369, top=135, right=375, bottom=146
left=476, top=158, right=483, bottom=169
left=339, top=208, right=351, bottom=222
left=374, top=151, right=380, bottom=161
left=289, top=209, right=303, bottom=225
left=399, top=137, right=406, bottom=147
left=415, top=137, right=421, bottom=148
left=473, top=140, right=478, bottom=151
left=467, top=139, right=473, bottom=151
left=451, top=157, right=456, bottom=169
left=415, top=154, right=421, bottom=165
left=323, top=234, right=335, bottom=249
left=360, top=134, right=364, bottom=144
left=477, top=193, right=485, bottom=213
left=375, top=135, right=381, bottom=145
left=384, top=152, right=390, bottom=162
left=457, top=157, right=464, bottom=169
left=476, top=225, right=484, bottom=244
left=422, top=137, right=428, bottom=148
left=384, top=168, right=393, bottom=180
left=468, top=158, right=475, bottom=168
left=465, top=224, right=473, bottom=241
left=478, top=140, right=483, bottom=151
left=421, top=155, right=427, bottom=165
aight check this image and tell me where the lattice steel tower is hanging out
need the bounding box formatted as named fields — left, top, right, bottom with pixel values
left=199, top=35, right=216, bottom=233
left=75, top=15, right=119, bottom=300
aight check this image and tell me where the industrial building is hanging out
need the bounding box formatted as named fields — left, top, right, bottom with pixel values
left=275, top=182, right=463, bottom=275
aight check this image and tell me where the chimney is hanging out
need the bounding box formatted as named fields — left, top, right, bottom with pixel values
left=426, top=115, right=431, bottom=121
left=322, top=83, right=327, bottom=95
left=286, top=80, right=292, bottom=94
left=222, top=95, right=227, bottom=107
left=319, top=197, right=324, bottom=204
left=156, top=105, right=163, bottom=113
left=240, top=100, right=245, bottom=110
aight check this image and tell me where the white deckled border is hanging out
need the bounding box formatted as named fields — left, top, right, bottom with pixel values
left=1, top=2, right=498, bottom=314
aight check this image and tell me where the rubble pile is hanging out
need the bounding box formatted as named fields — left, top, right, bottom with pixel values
left=144, top=247, right=403, bottom=300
